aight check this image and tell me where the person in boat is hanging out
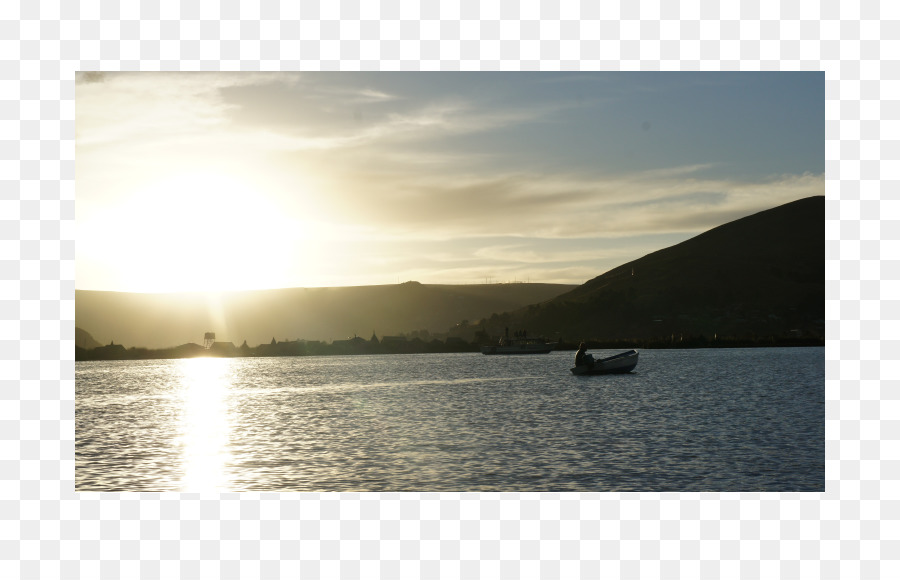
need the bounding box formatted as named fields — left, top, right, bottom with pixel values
left=575, top=342, right=594, bottom=367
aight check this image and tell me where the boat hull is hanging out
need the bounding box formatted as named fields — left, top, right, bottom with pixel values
left=570, top=350, right=639, bottom=375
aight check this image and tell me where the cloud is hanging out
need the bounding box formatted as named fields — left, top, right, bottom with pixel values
left=355, top=88, right=397, bottom=102
left=473, top=242, right=655, bottom=265
left=76, top=71, right=106, bottom=84
left=77, top=72, right=822, bottom=241
left=312, top=160, right=824, bottom=243
left=77, top=73, right=824, bottom=290
left=76, top=73, right=533, bottom=177
left=76, top=72, right=294, bottom=146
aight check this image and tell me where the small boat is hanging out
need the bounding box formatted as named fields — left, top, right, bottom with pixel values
left=570, top=349, right=639, bottom=375
left=481, top=329, right=556, bottom=355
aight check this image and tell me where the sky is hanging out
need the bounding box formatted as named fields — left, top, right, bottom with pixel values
left=76, top=72, right=824, bottom=293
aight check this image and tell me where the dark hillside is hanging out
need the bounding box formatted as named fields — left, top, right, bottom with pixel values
left=475, top=196, right=824, bottom=343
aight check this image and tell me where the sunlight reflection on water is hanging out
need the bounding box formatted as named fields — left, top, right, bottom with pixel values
left=76, top=348, right=824, bottom=492
left=175, top=358, right=234, bottom=492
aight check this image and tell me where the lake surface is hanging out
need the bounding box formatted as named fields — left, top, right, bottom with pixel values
left=76, top=348, right=824, bottom=492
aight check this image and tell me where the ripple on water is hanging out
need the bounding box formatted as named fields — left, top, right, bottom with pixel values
left=76, top=348, right=824, bottom=492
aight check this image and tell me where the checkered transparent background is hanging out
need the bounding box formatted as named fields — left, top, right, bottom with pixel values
left=2, top=1, right=895, bottom=578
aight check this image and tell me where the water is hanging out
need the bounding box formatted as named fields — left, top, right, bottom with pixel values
left=76, top=348, right=824, bottom=492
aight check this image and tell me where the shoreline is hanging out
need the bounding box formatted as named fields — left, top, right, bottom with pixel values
left=76, top=336, right=825, bottom=362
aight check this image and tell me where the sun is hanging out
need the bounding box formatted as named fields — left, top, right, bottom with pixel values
left=80, top=171, right=325, bottom=293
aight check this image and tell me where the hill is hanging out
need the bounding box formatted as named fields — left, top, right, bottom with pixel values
left=75, top=282, right=575, bottom=350
left=75, top=327, right=102, bottom=350
left=472, top=196, right=824, bottom=344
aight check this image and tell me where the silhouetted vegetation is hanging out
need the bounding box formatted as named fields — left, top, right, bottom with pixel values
left=75, top=328, right=821, bottom=362
left=75, top=331, right=483, bottom=361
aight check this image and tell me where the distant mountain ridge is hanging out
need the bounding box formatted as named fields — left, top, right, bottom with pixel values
left=474, top=195, right=825, bottom=342
left=75, top=282, right=576, bottom=350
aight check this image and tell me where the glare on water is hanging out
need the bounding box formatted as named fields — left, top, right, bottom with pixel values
left=175, top=358, right=234, bottom=491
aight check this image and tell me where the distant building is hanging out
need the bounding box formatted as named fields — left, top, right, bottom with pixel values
left=210, top=341, right=237, bottom=356
left=332, top=335, right=368, bottom=353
